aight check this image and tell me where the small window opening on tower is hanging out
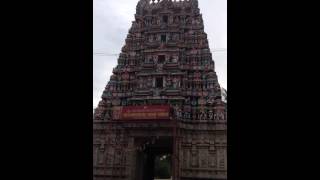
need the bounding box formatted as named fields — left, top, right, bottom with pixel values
left=163, top=15, right=168, bottom=24
left=169, top=56, right=173, bottom=62
left=158, top=55, right=166, bottom=63
left=161, top=35, right=167, bottom=43
left=156, top=77, right=163, bottom=88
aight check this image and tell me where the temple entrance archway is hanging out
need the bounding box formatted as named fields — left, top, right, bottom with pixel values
left=135, top=137, right=173, bottom=180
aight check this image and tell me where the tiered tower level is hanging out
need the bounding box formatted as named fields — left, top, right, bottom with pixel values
left=94, top=0, right=227, bottom=180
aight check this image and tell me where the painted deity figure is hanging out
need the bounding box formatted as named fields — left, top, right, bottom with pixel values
left=149, top=34, right=154, bottom=42
left=94, top=108, right=105, bottom=120
left=132, top=22, right=138, bottom=29
left=186, top=16, right=191, bottom=25
left=97, top=141, right=105, bottom=165
left=199, top=109, right=207, bottom=120
left=174, top=16, right=179, bottom=24
left=185, top=97, right=191, bottom=105
left=192, top=110, right=197, bottom=120
left=167, top=33, right=172, bottom=41
left=152, top=56, right=157, bottom=64
left=214, top=113, right=217, bottom=121
left=219, top=112, right=225, bottom=121
left=191, top=98, right=197, bottom=106
left=192, top=18, right=196, bottom=25
left=139, top=78, right=144, bottom=88
left=171, top=55, right=178, bottom=63
left=208, top=110, right=214, bottom=120
left=157, top=17, right=160, bottom=25
left=147, top=76, right=153, bottom=88
left=172, top=77, right=179, bottom=88
left=215, top=85, right=221, bottom=93
left=104, top=111, right=111, bottom=120
left=173, top=33, right=179, bottom=41
left=174, top=105, right=182, bottom=119
left=122, top=72, right=129, bottom=81
left=195, top=17, right=201, bottom=25
left=166, top=76, right=172, bottom=88
left=156, top=63, right=163, bottom=72
left=137, top=21, right=142, bottom=28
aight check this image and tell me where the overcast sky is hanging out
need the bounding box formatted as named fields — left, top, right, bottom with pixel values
left=93, top=0, right=227, bottom=109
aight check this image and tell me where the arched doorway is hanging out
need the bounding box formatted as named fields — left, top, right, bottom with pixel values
left=135, top=137, right=173, bottom=180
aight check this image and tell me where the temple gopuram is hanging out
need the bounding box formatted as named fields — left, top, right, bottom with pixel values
left=93, top=0, right=227, bottom=179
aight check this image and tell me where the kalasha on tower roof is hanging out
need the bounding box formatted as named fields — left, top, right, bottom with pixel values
left=94, top=0, right=226, bottom=122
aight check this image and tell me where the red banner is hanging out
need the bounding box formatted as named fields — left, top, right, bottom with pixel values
left=120, top=105, right=170, bottom=120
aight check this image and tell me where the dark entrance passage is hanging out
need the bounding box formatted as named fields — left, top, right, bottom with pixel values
left=135, top=137, right=173, bottom=180
left=156, top=77, right=163, bottom=88
left=154, top=154, right=172, bottom=179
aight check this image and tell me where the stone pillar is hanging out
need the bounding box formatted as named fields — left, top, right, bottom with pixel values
left=125, top=137, right=135, bottom=180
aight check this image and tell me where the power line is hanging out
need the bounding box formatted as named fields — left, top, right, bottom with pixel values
left=93, top=51, right=118, bottom=56
left=212, top=48, right=227, bottom=52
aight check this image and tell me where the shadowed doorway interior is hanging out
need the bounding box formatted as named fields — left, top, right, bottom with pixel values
left=154, top=154, right=172, bottom=180
left=135, top=137, right=173, bottom=180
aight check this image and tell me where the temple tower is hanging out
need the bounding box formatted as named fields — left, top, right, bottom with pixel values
left=94, top=0, right=227, bottom=179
